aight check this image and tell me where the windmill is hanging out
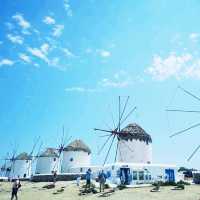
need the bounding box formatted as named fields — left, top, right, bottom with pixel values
left=94, top=96, right=137, bottom=166
left=7, top=143, right=18, bottom=179
left=0, top=152, right=9, bottom=177
left=24, top=136, right=41, bottom=178
left=166, top=86, right=200, bottom=161
left=52, top=125, right=72, bottom=174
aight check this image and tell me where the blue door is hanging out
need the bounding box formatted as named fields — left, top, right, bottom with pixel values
left=120, top=168, right=131, bottom=185
left=165, top=169, right=175, bottom=182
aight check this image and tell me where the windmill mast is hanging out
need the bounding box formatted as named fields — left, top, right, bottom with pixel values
left=94, top=96, right=137, bottom=165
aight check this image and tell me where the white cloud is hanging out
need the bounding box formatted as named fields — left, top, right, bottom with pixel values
left=12, top=13, right=30, bottom=29
left=63, top=48, right=75, bottom=57
left=19, top=53, right=31, bottom=63
left=65, top=87, right=96, bottom=92
left=52, top=24, right=64, bottom=37
left=0, top=59, right=14, bottom=67
left=99, top=70, right=133, bottom=88
left=189, top=33, right=199, bottom=42
left=27, top=47, right=49, bottom=63
left=27, top=42, right=51, bottom=64
left=41, top=43, right=50, bottom=55
left=99, top=50, right=111, bottom=58
left=43, top=16, right=55, bottom=25
left=146, top=52, right=200, bottom=81
left=7, top=34, right=23, bottom=45
left=64, top=0, right=73, bottom=17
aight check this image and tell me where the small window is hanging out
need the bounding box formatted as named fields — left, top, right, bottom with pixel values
left=70, top=158, right=73, bottom=162
left=80, top=168, right=83, bottom=172
left=145, top=174, right=148, bottom=180
left=139, top=171, right=144, bottom=180
left=53, top=158, right=56, bottom=162
left=149, top=175, right=151, bottom=180
left=26, top=160, right=29, bottom=163
left=132, top=171, right=137, bottom=180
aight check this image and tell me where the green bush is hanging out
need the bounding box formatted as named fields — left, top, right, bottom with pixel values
left=117, top=184, right=127, bottom=190
left=176, top=180, right=190, bottom=185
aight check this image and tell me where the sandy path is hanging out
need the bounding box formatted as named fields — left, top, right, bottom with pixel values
left=0, top=181, right=200, bottom=200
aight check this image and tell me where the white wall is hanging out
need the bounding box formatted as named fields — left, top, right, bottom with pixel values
left=35, top=157, right=60, bottom=174
left=61, top=151, right=91, bottom=173
left=11, top=160, right=32, bottom=179
left=117, top=139, right=152, bottom=164
left=101, top=163, right=178, bottom=185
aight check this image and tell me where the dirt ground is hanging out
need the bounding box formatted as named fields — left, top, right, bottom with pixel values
left=0, top=181, right=200, bottom=200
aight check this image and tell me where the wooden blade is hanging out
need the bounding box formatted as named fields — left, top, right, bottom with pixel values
left=30, top=136, right=40, bottom=156
left=98, top=134, right=113, bottom=155
left=166, top=109, right=200, bottom=113
left=116, top=96, right=130, bottom=131
left=103, top=135, right=116, bottom=166
left=99, top=134, right=112, bottom=137
left=94, top=128, right=113, bottom=133
left=120, top=106, right=137, bottom=126
left=178, top=86, right=200, bottom=102
left=120, top=96, right=130, bottom=122
left=187, top=144, right=200, bottom=162
left=170, top=122, right=200, bottom=138
left=35, top=141, right=43, bottom=158
left=114, top=140, right=119, bottom=163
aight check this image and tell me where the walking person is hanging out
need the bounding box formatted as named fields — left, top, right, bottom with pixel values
left=11, top=179, right=21, bottom=200
left=98, top=170, right=106, bottom=193
left=85, top=168, right=92, bottom=189
left=52, top=171, right=57, bottom=185
left=76, top=175, right=81, bottom=187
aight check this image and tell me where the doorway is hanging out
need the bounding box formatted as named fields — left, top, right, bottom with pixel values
left=165, top=169, right=175, bottom=182
left=120, top=168, right=131, bottom=185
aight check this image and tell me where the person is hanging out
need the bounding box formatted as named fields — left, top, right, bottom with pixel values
left=53, top=171, right=57, bottom=185
left=98, top=170, right=107, bottom=192
left=85, top=168, right=92, bottom=189
left=11, top=179, right=21, bottom=200
left=76, top=175, right=81, bottom=187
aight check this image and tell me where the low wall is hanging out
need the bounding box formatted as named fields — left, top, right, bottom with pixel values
left=31, top=173, right=85, bottom=182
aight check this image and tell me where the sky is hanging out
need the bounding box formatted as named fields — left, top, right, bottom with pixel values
left=1, top=0, right=200, bottom=169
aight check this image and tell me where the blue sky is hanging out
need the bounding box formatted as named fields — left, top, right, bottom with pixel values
left=1, top=0, right=200, bottom=168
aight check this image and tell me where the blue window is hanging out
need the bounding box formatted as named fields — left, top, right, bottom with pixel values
left=132, top=171, right=137, bottom=180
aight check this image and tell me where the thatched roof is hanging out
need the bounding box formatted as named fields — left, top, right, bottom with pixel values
left=39, top=148, right=58, bottom=158
left=64, top=139, right=91, bottom=154
left=119, top=123, right=152, bottom=144
left=15, top=152, right=32, bottom=160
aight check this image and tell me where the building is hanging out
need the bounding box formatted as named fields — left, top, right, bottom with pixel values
left=35, top=148, right=59, bottom=174
left=10, top=152, right=32, bottom=179
left=102, top=163, right=177, bottom=185
left=117, top=123, right=152, bottom=164
left=61, top=139, right=91, bottom=173
left=93, top=123, right=178, bottom=186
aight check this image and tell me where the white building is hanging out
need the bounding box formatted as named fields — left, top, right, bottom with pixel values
left=35, top=148, right=60, bottom=175
left=117, top=123, right=152, bottom=164
left=102, top=162, right=178, bottom=185
left=10, top=152, right=32, bottom=179
left=82, top=123, right=178, bottom=186
left=61, top=139, right=91, bottom=173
